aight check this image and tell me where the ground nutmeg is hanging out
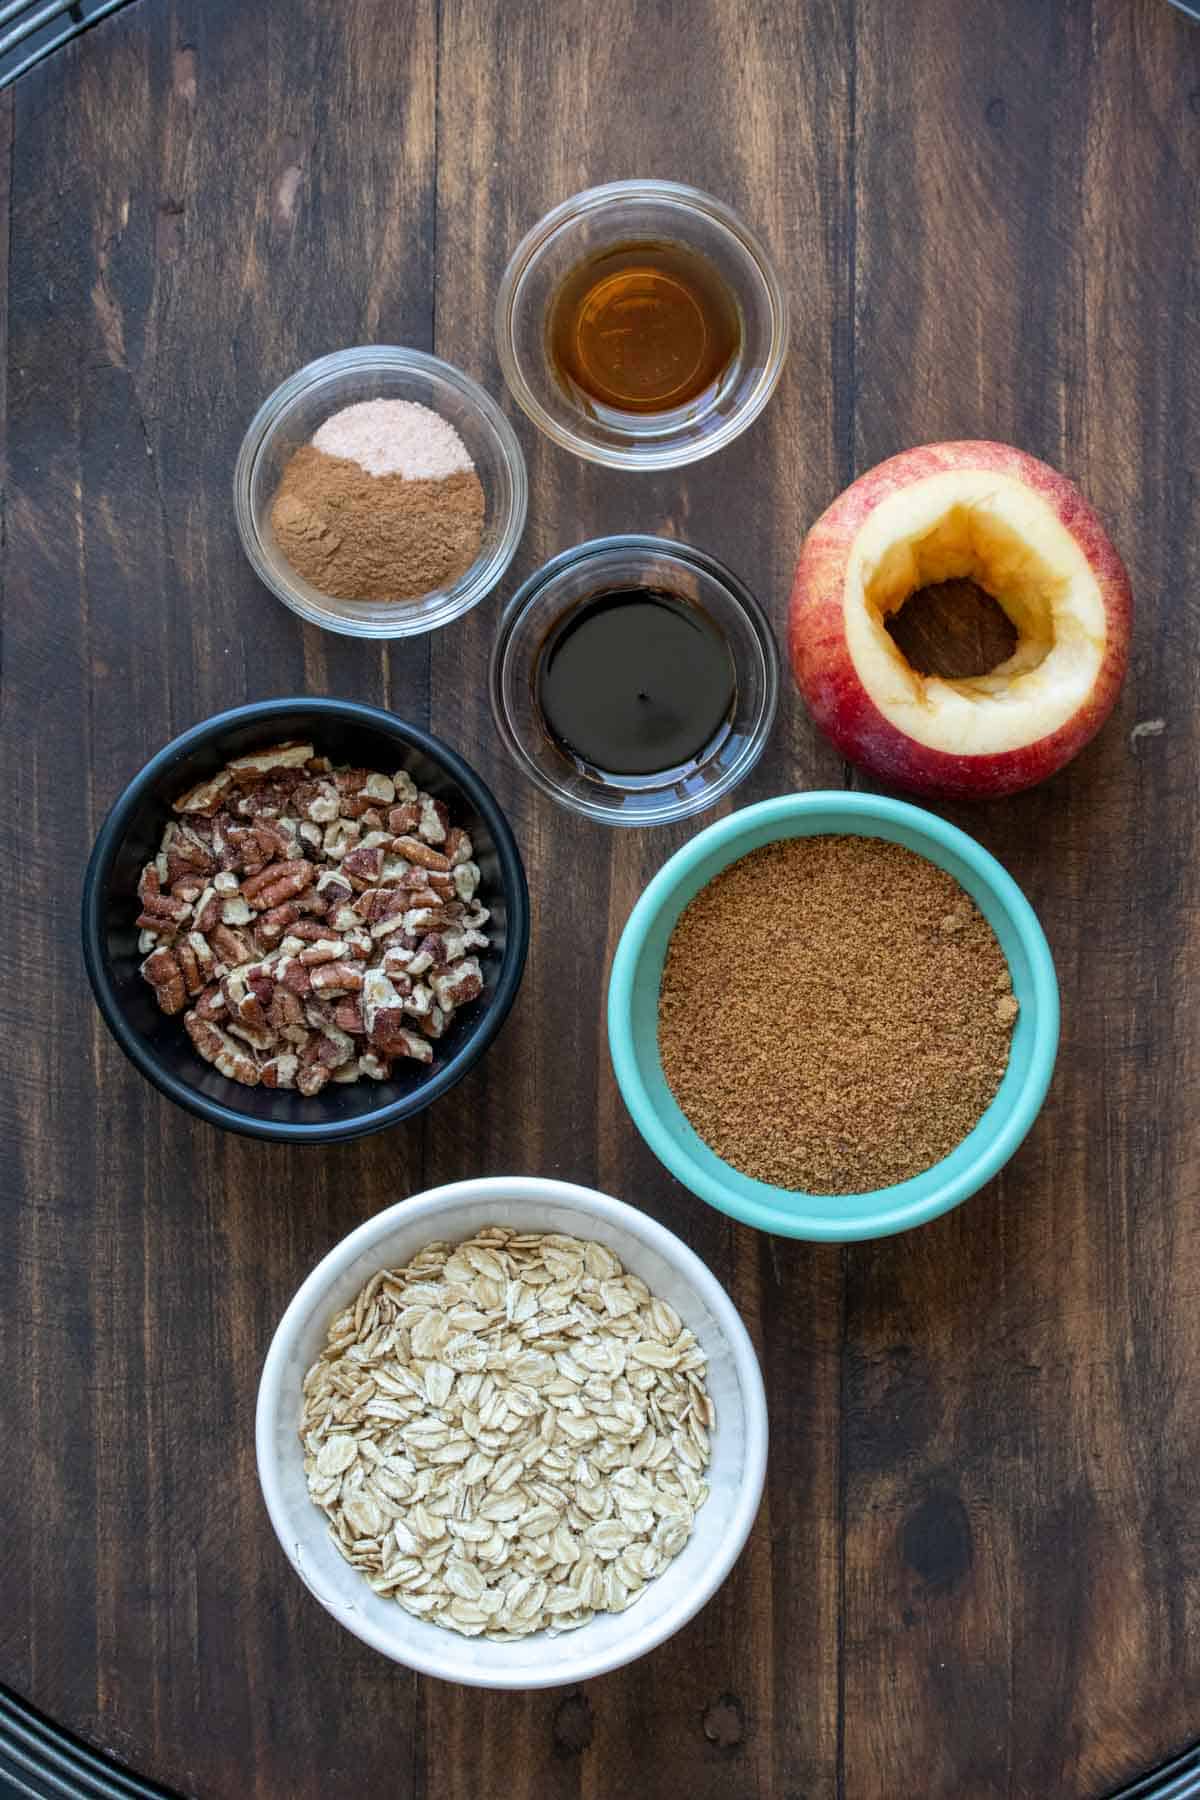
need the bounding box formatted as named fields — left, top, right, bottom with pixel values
left=269, top=399, right=485, bottom=603
left=657, top=834, right=1019, bottom=1194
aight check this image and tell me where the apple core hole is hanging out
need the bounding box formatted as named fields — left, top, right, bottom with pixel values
left=885, top=579, right=1019, bottom=680
left=862, top=502, right=1063, bottom=698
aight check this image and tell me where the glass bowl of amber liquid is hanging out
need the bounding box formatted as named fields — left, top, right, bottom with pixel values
left=490, top=535, right=779, bottom=826
left=495, top=180, right=789, bottom=471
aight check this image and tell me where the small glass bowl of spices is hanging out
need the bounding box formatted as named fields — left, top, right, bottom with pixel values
left=234, top=347, right=528, bottom=639
left=490, top=534, right=779, bottom=825
left=495, top=180, right=789, bottom=471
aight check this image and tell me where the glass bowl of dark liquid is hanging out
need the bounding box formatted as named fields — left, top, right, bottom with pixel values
left=490, top=535, right=779, bottom=826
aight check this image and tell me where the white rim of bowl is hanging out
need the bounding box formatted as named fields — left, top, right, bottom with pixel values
left=255, top=1175, right=769, bottom=1687
left=494, top=179, right=790, bottom=471
left=232, top=346, right=529, bottom=640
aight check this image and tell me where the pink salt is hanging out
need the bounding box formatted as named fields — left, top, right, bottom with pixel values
left=312, top=398, right=474, bottom=480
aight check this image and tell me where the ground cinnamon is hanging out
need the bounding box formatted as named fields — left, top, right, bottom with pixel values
left=657, top=835, right=1018, bottom=1194
left=269, top=445, right=485, bottom=602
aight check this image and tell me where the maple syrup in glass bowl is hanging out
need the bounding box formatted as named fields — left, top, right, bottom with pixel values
left=495, top=180, right=789, bottom=471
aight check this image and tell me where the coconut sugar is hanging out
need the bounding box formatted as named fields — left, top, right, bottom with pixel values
left=657, top=835, right=1018, bottom=1194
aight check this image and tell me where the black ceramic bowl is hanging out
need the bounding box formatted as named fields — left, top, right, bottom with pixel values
left=81, top=699, right=530, bottom=1143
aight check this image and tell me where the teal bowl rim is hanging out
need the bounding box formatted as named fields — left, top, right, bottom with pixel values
left=607, top=791, right=1060, bottom=1242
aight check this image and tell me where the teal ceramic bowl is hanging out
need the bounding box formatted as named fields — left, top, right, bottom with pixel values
left=607, top=792, right=1059, bottom=1241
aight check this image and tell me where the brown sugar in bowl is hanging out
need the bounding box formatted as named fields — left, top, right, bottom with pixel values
left=607, top=792, right=1059, bottom=1242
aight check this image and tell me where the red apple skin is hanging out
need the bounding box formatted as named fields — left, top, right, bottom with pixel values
left=789, top=440, right=1133, bottom=800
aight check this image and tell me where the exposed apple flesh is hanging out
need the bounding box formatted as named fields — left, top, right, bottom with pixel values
left=789, top=441, right=1133, bottom=799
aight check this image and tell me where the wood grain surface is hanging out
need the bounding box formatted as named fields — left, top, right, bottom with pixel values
left=0, top=1, right=1197, bottom=1796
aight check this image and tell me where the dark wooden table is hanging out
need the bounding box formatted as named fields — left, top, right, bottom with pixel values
left=2, top=1, right=1198, bottom=1795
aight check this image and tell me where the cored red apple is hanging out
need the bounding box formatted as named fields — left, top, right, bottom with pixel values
left=789, top=441, right=1132, bottom=799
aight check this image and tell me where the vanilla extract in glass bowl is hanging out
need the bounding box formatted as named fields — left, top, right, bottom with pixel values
left=490, top=535, right=780, bottom=827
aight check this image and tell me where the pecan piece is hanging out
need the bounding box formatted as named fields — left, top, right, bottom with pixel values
left=433, top=957, right=484, bottom=1011
left=240, top=859, right=315, bottom=911
left=341, top=845, right=385, bottom=891
left=175, top=939, right=205, bottom=997
left=255, top=901, right=299, bottom=948
left=417, top=796, right=449, bottom=845
left=322, top=819, right=361, bottom=860
left=173, top=769, right=233, bottom=816
left=142, top=947, right=187, bottom=1015
left=291, top=778, right=341, bottom=824
left=268, top=986, right=307, bottom=1038
left=310, top=960, right=365, bottom=997
left=387, top=801, right=420, bottom=836
left=184, top=1013, right=260, bottom=1085
left=416, top=1003, right=449, bottom=1040
left=278, top=957, right=313, bottom=998
left=443, top=827, right=473, bottom=867
left=298, top=937, right=349, bottom=966
left=295, top=1037, right=333, bottom=1096
left=333, top=997, right=365, bottom=1036
left=391, top=834, right=451, bottom=872
left=261, top=1053, right=300, bottom=1089
left=193, top=982, right=227, bottom=1023
left=227, top=741, right=314, bottom=783
left=453, top=862, right=481, bottom=903
left=209, top=922, right=253, bottom=968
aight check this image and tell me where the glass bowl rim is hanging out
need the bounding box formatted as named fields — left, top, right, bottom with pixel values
left=494, top=179, right=790, bottom=472
left=232, top=345, right=530, bottom=640
left=488, top=532, right=781, bottom=826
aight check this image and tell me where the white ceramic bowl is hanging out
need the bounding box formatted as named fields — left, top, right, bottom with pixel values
left=256, top=1176, right=768, bottom=1689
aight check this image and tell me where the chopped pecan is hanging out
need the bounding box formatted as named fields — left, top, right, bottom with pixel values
left=322, top=819, right=361, bottom=860
left=453, top=862, right=481, bottom=903
left=433, top=957, right=484, bottom=1011
left=209, top=922, right=254, bottom=967
left=175, top=939, right=205, bottom=997
left=142, top=946, right=187, bottom=1015
left=291, top=778, right=342, bottom=824
left=391, top=834, right=451, bottom=872
left=295, top=1036, right=332, bottom=1097
left=174, top=769, right=233, bottom=816
left=136, top=889, right=192, bottom=929
left=316, top=869, right=353, bottom=908
left=137, top=863, right=163, bottom=904
left=255, top=901, right=299, bottom=947
left=184, top=1013, right=260, bottom=1085
left=336, top=769, right=395, bottom=818
left=278, top=957, right=313, bottom=998
left=240, top=859, right=315, bottom=910
left=298, top=937, right=348, bottom=965
left=268, top=986, right=306, bottom=1037
left=333, top=997, right=365, bottom=1036
left=193, top=982, right=227, bottom=1023
left=261, top=1053, right=300, bottom=1090
left=417, top=796, right=449, bottom=844
left=369, top=1005, right=431, bottom=1060
left=142, top=749, right=490, bottom=1096
left=416, top=1003, right=449, bottom=1040
left=231, top=778, right=303, bottom=820
left=278, top=918, right=336, bottom=945
left=443, top=827, right=473, bottom=867
left=341, top=845, right=385, bottom=890
left=222, top=969, right=269, bottom=1034
left=227, top=741, right=314, bottom=783
left=310, top=960, right=365, bottom=997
